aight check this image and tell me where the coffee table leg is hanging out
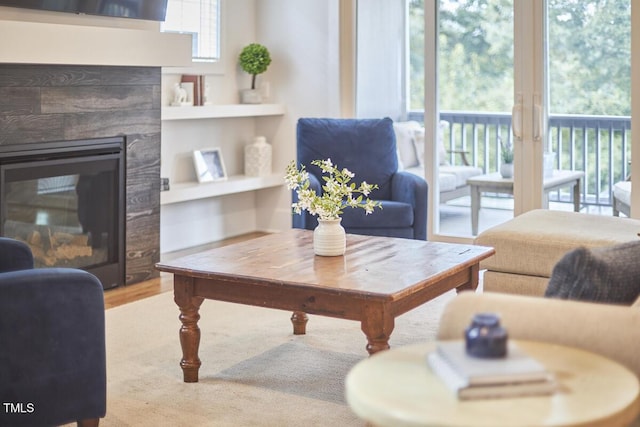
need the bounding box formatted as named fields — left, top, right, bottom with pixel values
left=361, top=305, right=395, bottom=355
left=455, top=264, right=479, bottom=293
left=174, top=275, right=204, bottom=383
left=291, top=311, right=308, bottom=335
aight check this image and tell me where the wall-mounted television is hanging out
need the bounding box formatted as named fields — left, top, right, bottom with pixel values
left=0, top=0, right=168, bottom=22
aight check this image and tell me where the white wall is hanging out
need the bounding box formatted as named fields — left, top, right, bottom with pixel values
left=160, top=0, right=343, bottom=253
left=356, top=0, right=407, bottom=120
left=254, top=0, right=342, bottom=232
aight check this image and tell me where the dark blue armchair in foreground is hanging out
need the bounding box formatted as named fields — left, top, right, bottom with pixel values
left=0, top=238, right=106, bottom=427
left=294, top=117, right=428, bottom=240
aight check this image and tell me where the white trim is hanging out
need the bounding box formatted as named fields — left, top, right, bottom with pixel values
left=632, top=2, right=640, bottom=218
left=424, top=0, right=439, bottom=241
left=513, top=0, right=546, bottom=216
left=339, top=0, right=356, bottom=118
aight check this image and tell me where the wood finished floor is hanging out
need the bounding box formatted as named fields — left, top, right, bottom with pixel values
left=103, top=232, right=268, bottom=309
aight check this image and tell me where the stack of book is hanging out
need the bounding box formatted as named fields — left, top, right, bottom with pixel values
left=180, top=75, right=205, bottom=106
left=427, top=341, right=557, bottom=400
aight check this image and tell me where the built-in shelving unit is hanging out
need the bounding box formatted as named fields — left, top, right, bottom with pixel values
left=161, top=103, right=285, bottom=121
left=160, top=99, right=288, bottom=251
left=160, top=173, right=284, bottom=205
left=161, top=103, right=286, bottom=204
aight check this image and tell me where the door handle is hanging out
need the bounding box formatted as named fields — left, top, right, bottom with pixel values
left=512, top=94, right=523, bottom=140
left=533, top=104, right=542, bottom=141
left=533, top=95, right=543, bottom=142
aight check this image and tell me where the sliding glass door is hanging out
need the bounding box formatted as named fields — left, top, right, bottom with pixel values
left=417, top=0, right=632, bottom=240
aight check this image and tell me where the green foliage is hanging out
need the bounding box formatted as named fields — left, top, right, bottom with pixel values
left=500, top=138, right=513, bottom=164
left=547, top=0, right=630, bottom=115
left=239, top=43, right=272, bottom=89
left=408, top=0, right=630, bottom=116
left=285, top=160, right=382, bottom=220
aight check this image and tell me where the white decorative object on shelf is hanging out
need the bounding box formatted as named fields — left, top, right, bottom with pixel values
left=245, top=136, right=272, bottom=177
left=171, top=83, right=191, bottom=107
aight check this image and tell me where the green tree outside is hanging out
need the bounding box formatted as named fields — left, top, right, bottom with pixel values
left=409, top=0, right=631, bottom=186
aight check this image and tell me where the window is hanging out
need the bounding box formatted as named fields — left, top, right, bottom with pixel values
left=161, top=0, right=220, bottom=62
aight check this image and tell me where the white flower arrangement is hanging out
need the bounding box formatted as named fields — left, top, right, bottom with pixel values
left=285, top=159, right=382, bottom=221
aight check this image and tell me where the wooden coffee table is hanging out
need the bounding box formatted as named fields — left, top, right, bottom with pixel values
left=346, top=341, right=640, bottom=427
left=155, top=229, right=494, bottom=382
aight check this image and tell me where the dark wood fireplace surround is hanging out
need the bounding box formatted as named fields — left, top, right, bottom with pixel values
left=0, top=64, right=161, bottom=285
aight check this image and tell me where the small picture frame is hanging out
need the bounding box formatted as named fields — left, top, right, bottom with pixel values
left=193, top=148, right=227, bottom=183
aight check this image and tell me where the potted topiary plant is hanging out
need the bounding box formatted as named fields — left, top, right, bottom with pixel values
left=238, top=43, right=272, bottom=104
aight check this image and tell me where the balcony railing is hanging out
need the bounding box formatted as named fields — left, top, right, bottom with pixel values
left=408, top=111, right=632, bottom=207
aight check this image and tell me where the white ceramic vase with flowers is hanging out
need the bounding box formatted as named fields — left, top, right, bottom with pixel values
left=285, top=159, right=382, bottom=256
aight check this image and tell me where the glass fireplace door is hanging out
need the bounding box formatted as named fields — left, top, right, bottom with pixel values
left=0, top=142, right=124, bottom=289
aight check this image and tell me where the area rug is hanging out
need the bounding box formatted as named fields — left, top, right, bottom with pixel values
left=91, top=289, right=458, bottom=426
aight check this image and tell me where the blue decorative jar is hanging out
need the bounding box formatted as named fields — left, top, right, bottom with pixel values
left=465, top=313, right=508, bottom=358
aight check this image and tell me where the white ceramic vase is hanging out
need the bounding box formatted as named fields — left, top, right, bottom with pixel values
left=244, top=136, right=272, bottom=177
left=313, top=218, right=346, bottom=256
left=500, top=163, right=514, bottom=179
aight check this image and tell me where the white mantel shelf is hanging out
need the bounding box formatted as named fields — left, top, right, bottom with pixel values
left=160, top=174, right=284, bottom=205
left=0, top=19, right=192, bottom=66
left=161, top=104, right=286, bottom=121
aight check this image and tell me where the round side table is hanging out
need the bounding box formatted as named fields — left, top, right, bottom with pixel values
left=345, top=340, right=640, bottom=427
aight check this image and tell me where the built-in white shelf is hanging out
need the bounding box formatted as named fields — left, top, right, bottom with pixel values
left=161, top=103, right=286, bottom=121
left=160, top=173, right=284, bottom=205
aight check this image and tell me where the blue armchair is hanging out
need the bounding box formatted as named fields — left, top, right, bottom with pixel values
left=0, top=238, right=106, bottom=427
left=294, top=117, right=428, bottom=240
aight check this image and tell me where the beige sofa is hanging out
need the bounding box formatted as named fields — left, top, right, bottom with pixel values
left=474, top=209, right=640, bottom=296
left=437, top=209, right=640, bottom=379
left=437, top=291, right=640, bottom=377
left=393, top=121, right=483, bottom=203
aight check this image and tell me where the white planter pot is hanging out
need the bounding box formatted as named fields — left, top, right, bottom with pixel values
left=500, top=163, right=514, bottom=179
left=240, top=89, right=262, bottom=104
left=313, top=218, right=346, bottom=256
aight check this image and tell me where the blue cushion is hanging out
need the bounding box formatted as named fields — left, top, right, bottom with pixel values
left=341, top=200, right=413, bottom=229
left=297, top=117, right=398, bottom=200
left=0, top=237, right=33, bottom=272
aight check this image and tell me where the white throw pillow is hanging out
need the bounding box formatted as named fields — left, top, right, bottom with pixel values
left=393, top=121, right=421, bottom=169
left=411, top=120, right=450, bottom=167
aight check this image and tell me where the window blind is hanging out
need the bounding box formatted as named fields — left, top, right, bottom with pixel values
left=162, top=0, right=220, bottom=62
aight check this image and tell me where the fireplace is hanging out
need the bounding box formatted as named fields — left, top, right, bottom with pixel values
left=0, top=64, right=161, bottom=286
left=0, top=137, right=125, bottom=289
